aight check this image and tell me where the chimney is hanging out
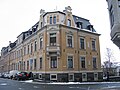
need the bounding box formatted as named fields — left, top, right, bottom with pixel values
left=9, top=41, right=11, bottom=44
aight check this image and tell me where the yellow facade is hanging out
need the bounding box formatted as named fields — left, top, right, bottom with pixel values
left=0, top=6, right=102, bottom=82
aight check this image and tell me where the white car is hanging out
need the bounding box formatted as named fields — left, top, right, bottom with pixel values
left=9, top=70, right=19, bottom=79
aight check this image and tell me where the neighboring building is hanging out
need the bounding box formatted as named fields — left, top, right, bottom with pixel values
left=106, top=0, right=120, bottom=48
left=0, top=6, right=102, bottom=82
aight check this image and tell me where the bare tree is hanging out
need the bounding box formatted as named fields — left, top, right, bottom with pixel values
left=102, top=48, right=116, bottom=80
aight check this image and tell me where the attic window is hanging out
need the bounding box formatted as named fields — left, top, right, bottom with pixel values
left=76, top=22, right=82, bottom=29
left=87, top=25, right=93, bottom=31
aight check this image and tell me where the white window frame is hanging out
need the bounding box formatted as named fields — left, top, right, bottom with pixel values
left=50, top=16, right=52, bottom=24
left=50, top=56, right=58, bottom=68
left=67, top=55, right=74, bottom=69
left=67, top=19, right=71, bottom=26
left=69, top=74, right=74, bottom=81
left=49, top=33, right=57, bottom=46
left=82, top=73, right=87, bottom=81
left=53, top=16, right=56, bottom=24
left=91, top=39, right=96, bottom=51
left=40, top=37, right=43, bottom=49
left=66, top=34, right=74, bottom=48
left=92, top=56, right=97, bottom=69
left=50, top=74, right=57, bottom=80
left=40, top=57, right=42, bottom=69
left=38, top=74, right=42, bottom=79
left=34, top=40, right=37, bottom=51
left=94, top=73, right=98, bottom=81
left=34, top=58, right=37, bottom=70
left=80, top=37, right=86, bottom=49
left=80, top=56, right=86, bottom=69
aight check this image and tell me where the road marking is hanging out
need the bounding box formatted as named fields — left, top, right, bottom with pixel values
left=88, top=86, right=90, bottom=90
left=18, top=88, right=22, bottom=89
left=34, top=86, right=39, bottom=88
left=0, top=83, right=7, bottom=86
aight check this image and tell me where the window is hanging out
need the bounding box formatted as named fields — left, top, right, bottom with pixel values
left=53, top=16, right=56, bottom=24
left=23, top=61, right=25, bottom=70
left=27, top=60, right=29, bottom=70
left=92, top=40, right=96, bottom=51
left=34, top=41, right=37, bottom=51
left=67, top=19, right=71, bottom=26
left=27, top=45, right=29, bottom=54
left=82, top=73, right=87, bottom=81
left=76, top=22, right=82, bottom=29
left=69, top=74, right=74, bottom=81
left=94, top=73, right=98, bottom=81
left=68, top=56, right=73, bottom=68
left=87, top=25, right=93, bottom=31
left=80, top=56, right=86, bottom=68
left=109, top=5, right=114, bottom=28
left=50, top=17, right=52, bottom=24
left=39, top=74, right=42, bottom=79
left=40, top=57, right=42, bottom=69
left=50, top=74, right=57, bottom=80
left=34, top=59, right=37, bottom=70
left=19, top=61, right=22, bottom=70
left=67, top=35, right=72, bottom=47
left=40, top=37, right=43, bottom=49
left=93, top=57, right=97, bottom=68
left=80, top=38, right=85, bottom=49
left=50, top=56, right=57, bottom=68
left=24, top=46, right=26, bottom=55
left=50, top=33, right=56, bottom=46
left=30, top=59, right=33, bottom=70
left=31, top=43, right=33, bottom=53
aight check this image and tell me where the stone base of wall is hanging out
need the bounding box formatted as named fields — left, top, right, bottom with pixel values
left=34, top=72, right=103, bottom=82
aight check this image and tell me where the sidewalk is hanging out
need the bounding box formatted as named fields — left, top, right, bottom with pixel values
left=32, top=79, right=120, bottom=85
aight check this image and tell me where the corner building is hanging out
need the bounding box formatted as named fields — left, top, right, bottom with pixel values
left=0, top=6, right=102, bottom=82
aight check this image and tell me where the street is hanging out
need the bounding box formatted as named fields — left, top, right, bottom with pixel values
left=1, top=78, right=120, bottom=90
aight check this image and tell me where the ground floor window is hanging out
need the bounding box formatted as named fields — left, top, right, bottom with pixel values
left=82, top=73, right=87, bottom=81
left=38, top=74, right=42, bottom=79
left=69, top=74, right=74, bottom=81
left=27, top=60, right=29, bottom=70
left=50, top=74, right=57, bottom=80
left=30, top=59, right=33, bottom=70
left=94, top=73, right=98, bottom=81
left=23, top=61, right=25, bottom=70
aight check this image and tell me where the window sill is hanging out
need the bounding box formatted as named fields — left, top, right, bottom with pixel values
left=67, top=68, right=74, bottom=70
left=67, top=46, right=74, bottom=48
left=81, top=68, right=86, bottom=70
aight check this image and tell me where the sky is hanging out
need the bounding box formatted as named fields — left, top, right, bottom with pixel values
left=0, top=0, right=120, bottom=63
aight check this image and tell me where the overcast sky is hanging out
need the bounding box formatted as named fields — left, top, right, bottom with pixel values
left=0, top=0, right=120, bottom=63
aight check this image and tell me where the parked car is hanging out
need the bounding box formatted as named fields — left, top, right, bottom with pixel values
left=8, top=70, right=19, bottom=79
left=15, top=72, right=29, bottom=80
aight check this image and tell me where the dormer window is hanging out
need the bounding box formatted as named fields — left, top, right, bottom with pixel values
left=87, top=25, right=93, bottom=31
left=76, top=22, right=82, bottom=29
left=67, top=19, right=71, bottom=26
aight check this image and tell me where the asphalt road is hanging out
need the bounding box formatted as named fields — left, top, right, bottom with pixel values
left=1, top=78, right=120, bottom=90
